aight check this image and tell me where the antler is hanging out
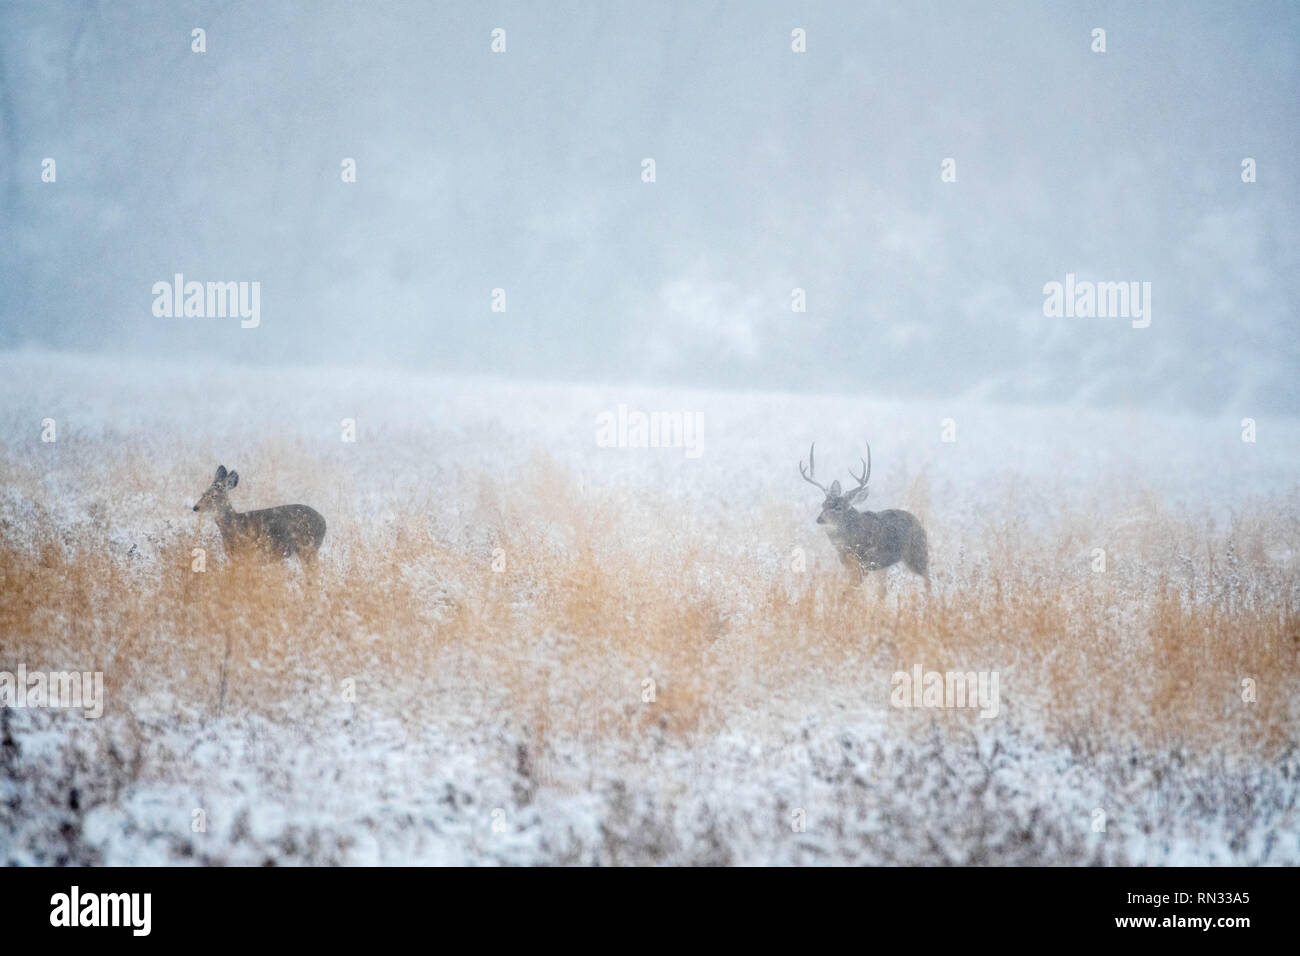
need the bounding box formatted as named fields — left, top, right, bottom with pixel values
left=847, top=443, right=871, bottom=499
left=799, top=442, right=829, bottom=494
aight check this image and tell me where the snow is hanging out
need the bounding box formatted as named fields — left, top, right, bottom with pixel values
left=1, top=350, right=1297, bottom=865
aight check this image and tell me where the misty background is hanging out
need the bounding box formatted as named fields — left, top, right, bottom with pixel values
left=1, top=0, right=1297, bottom=414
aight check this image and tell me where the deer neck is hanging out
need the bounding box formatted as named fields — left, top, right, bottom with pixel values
left=824, top=509, right=856, bottom=540
left=211, top=500, right=241, bottom=541
left=828, top=508, right=875, bottom=540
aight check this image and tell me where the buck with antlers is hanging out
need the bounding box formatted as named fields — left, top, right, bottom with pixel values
left=800, top=443, right=929, bottom=587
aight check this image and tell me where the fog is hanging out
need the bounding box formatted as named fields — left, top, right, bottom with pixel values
left=2, top=0, right=1297, bottom=413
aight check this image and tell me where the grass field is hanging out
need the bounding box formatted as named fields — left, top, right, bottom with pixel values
left=2, top=351, right=1298, bottom=864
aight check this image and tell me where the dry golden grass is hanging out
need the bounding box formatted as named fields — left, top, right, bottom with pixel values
left=1, top=440, right=1296, bottom=757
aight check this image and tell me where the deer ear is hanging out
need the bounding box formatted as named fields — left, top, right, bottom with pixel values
left=225, top=470, right=239, bottom=489
left=829, top=480, right=841, bottom=497
left=215, top=465, right=227, bottom=481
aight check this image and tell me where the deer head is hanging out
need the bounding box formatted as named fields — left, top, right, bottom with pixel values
left=799, top=442, right=870, bottom=524
left=193, top=464, right=239, bottom=513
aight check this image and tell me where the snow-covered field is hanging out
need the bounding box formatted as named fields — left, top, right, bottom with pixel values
left=2, top=350, right=1298, bottom=865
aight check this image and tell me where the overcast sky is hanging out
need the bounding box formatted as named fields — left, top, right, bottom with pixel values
left=2, top=0, right=1297, bottom=413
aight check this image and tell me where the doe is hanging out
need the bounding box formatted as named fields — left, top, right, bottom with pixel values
left=192, top=465, right=326, bottom=564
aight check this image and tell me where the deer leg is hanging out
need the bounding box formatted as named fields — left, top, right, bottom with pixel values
left=299, top=552, right=322, bottom=591
left=839, top=561, right=863, bottom=600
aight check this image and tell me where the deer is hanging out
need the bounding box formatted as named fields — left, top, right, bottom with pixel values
left=799, top=443, right=929, bottom=588
left=192, top=465, right=327, bottom=564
